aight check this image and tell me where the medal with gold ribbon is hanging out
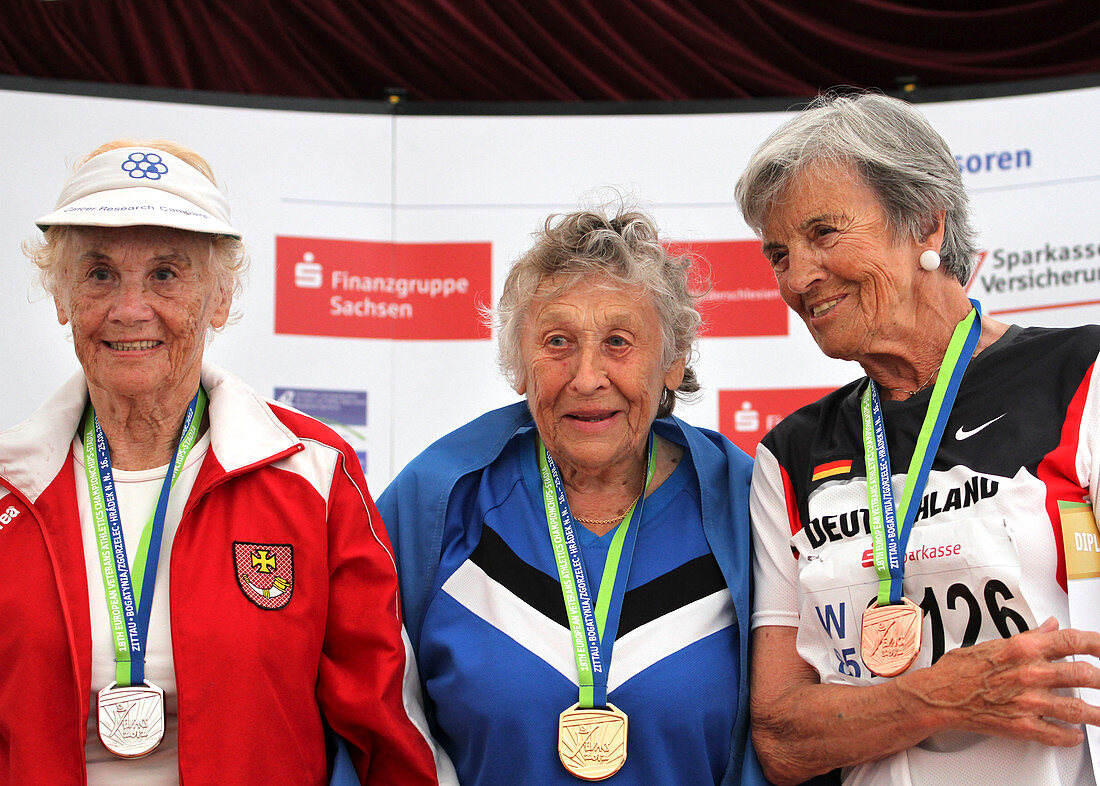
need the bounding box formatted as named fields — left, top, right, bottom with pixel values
left=859, top=302, right=982, bottom=677
left=539, top=435, right=654, bottom=780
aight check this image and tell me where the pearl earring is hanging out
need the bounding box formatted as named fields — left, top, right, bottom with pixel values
left=919, top=249, right=941, bottom=272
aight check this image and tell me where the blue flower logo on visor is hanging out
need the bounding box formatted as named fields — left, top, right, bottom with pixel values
left=121, top=152, right=168, bottom=180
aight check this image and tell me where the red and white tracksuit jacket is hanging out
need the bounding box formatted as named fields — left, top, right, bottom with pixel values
left=0, top=364, right=447, bottom=785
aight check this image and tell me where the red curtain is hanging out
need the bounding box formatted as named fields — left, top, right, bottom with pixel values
left=1, top=0, right=1097, bottom=101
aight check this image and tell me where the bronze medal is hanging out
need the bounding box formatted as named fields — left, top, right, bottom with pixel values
left=558, top=702, right=628, bottom=780
left=97, top=681, right=165, bottom=758
left=861, top=597, right=923, bottom=677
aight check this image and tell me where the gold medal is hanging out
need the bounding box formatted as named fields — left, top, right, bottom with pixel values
left=558, top=702, right=628, bottom=780
left=861, top=597, right=923, bottom=677
left=97, top=681, right=165, bottom=758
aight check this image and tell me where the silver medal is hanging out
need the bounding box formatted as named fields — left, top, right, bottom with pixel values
left=97, top=680, right=165, bottom=758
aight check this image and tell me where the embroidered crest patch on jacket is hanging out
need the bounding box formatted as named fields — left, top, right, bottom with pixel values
left=234, top=542, right=294, bottom=610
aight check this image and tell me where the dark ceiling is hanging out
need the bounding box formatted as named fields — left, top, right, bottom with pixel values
left=2, top=0, right=1098, bottom=105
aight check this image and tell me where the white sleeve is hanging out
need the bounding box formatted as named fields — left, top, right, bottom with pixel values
left=751, top=442, right=802, bottom=629
left=1080, top=353, right=1100, bottom=509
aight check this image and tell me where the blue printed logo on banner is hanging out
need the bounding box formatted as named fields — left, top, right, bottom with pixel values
left=274, top=388, right=368, bottom=474
left=275, top=388, right=367, bottom=426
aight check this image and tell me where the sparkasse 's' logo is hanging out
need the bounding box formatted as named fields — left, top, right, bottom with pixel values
left=294, top=252, right=323, bottom=288
left=718, top=387, right=834, bottom=455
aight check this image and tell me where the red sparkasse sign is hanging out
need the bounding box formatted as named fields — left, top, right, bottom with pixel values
left=275, top=236, right=492, bottom=340
left=718, top=387, right=836, bottom=455
left=666, top=240, right=787, bottom=338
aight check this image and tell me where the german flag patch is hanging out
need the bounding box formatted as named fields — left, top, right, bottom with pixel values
left=811, top=459, right=853, bottom=482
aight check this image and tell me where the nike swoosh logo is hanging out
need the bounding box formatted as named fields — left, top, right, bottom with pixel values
left=955, top=413, right=1006, bottom=441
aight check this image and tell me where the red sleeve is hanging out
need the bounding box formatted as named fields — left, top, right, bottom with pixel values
left=318, top=448, right=441, bottom=784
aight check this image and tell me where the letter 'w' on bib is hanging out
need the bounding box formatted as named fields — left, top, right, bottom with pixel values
left=85, top=388, right=206, bottom=757
left=860, top=302, right=982, bottom=677
left=539, top=435, right=654, bottom=780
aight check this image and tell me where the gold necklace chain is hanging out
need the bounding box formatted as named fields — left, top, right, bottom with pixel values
left=572, top=489, right=644, bottom=527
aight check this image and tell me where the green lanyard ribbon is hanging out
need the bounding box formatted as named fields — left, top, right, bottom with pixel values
left=539, top=435, right=655, bottom=708
left=861, top=302, right=983, bottom=606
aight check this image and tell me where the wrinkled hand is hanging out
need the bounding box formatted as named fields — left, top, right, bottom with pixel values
left=906, top=617, right=1100, bottom=746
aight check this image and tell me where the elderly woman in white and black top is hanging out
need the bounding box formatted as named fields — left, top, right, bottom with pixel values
left=0, top=139, right=450, bottom=783
left=736, top=92, right=1100, bottom=785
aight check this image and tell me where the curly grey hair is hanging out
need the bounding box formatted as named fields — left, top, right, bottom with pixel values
left=494, top=206, right=704, bottom=419
left=735, top=91, right=978, bottom=285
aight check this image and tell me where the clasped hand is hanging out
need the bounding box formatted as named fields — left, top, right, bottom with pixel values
left=907, top=617, right=1100, bottom=745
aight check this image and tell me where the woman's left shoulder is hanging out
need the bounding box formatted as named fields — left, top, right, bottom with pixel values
left=1059, top=323, right=1100, bottom=354
left=1012, top=323, right=1100, bottom=351
left=996, top=324, right=1100, bottom=371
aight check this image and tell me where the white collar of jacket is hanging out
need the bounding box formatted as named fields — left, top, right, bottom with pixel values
left=0, top=363, right=300, bottom=504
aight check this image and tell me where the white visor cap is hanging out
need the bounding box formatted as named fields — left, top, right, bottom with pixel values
left=36, top=147, right=242, bottom=239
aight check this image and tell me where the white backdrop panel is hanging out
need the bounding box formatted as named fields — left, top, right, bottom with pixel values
left=3, top=84, right=1097, bottom=490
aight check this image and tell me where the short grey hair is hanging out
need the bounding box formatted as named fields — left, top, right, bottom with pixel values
left=493, top=206, right=703, bottom=418
left=735, top=91, right=978, bottom=285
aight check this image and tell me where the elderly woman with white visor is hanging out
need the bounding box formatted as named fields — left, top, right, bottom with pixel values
left=0, top=140, right=453, bottom=784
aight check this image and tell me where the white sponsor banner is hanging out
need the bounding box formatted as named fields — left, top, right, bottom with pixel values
left=2, top=84, right=1098, bottom=490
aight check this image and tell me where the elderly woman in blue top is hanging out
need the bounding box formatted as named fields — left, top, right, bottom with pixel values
left=378, top=206, right=764, bottom=785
